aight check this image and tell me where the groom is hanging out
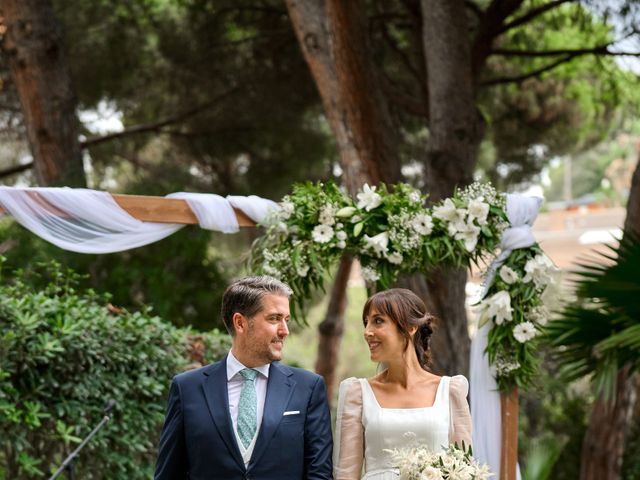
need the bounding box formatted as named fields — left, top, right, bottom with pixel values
left=154, top=276, right=333, bottom=479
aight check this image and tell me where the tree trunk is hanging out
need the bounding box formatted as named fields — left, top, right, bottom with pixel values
left=579, top=154, right=640, bottom=480
left=285, top=0, right=400, bottom=191
left=314, top=255, right=353, bottom=404
left=0, top=0, right=85, bottom=186
left=325, top=0, right=401, bottom=186
left=580, top=366, right=638, bottom=480
left=419, top=0, right=484, bottom=375
left=623, top=152, right=640, bottom=236
left=286, top=0, right=401, bottom=397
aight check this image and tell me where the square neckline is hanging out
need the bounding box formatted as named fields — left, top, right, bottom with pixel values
left=363, top=376, right=445, bottom=410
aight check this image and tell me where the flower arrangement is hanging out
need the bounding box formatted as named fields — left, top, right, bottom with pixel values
left=476, top=248, right=556, bottom=390
left=250, top=180, right=554, bottom=392
left=251, top=180, right=506, bottom=299
left=388, top=442, right=492, bottom=480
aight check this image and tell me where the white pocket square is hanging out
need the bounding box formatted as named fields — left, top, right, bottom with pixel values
left=283, top=410, right=300, bottom=416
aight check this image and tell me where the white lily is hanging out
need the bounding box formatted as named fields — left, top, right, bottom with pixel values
left=363, top=231, right=389, bottom=257
left=480, top=290, right=513, bottom=325
left=356, top=184, right=383, bottom=211
left=467, top=198, right=490, bottom=225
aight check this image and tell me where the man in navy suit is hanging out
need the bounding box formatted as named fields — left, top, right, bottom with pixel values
left=154, top=276, right=333, bottom=479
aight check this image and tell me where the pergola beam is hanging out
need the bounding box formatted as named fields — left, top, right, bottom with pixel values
left=0, top=193, right=257, bottom=227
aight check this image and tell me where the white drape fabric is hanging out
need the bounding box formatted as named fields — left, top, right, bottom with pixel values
left=470, top=194, right=542, bottom=480
left=227, top=195, right=279, bottom=224
left=0, top=187, right=278, bottom=254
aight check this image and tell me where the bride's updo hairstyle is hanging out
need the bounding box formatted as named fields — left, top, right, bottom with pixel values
left=362, top=288, right=436, bottom=370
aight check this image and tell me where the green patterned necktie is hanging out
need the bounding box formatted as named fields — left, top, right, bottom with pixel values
left=237, top=368, right=258, bottom=449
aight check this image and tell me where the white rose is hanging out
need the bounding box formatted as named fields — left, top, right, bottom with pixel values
left=336, top=230, right=347, bottom=241
left=296, top=265, right=309, bottom=277
left=420, top=466, right=444, bottom=480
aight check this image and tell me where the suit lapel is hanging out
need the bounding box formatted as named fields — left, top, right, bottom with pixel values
left=249, top=362, right=295, bottom=467
left=202, top=357, right=245, bottom=471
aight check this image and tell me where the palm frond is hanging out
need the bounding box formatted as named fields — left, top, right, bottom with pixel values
left=546, top=233, right=640, bottom=403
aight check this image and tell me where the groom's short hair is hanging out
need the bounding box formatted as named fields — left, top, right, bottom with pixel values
left=221, top=276, right=293, bottom=336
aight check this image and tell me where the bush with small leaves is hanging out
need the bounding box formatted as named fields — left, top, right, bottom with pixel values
left=0, top=260, right=230, bottom=479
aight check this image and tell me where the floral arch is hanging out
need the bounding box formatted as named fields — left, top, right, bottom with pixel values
left=251, top=181, right=556, bottom=393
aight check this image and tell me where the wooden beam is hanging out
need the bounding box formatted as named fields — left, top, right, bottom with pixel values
left=0, top=192, right=257, bottom=227
left=500, top=388, right=518, bottom=480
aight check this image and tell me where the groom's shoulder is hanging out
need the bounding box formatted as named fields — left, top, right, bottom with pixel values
left=172, top=358, right=226, bottom=385
left=273, top=362, right=322, bottom=384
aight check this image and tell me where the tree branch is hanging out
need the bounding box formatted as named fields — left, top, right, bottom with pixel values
left=0, top=161, right=33, bottom=178
left=471, top=0, right=526, bottom=79
left=376, top=10, right=423, bottom=84
left=82, top=87, right=239, bottom=148
left=379, top=72, right=428, bottom=118
left=480, top=54, right=575, bottom=86
left=498, top=0, right=575, bottom=35
left=464, top=0, right=483, bottom=18
left=492, top=45, right=640, bottom=57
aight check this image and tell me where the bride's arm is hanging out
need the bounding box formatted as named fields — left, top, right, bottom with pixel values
left=449, top=375, right=472, bottom=449
left=334, top=378, right=364, bottom=480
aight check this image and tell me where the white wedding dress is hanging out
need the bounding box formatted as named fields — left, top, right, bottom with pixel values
left=334, top=376, right=471, bottom=480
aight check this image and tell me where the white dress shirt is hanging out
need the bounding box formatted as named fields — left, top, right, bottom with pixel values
left=226, top=350, right=270, bottom=464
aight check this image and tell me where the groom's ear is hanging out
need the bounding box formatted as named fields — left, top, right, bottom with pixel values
left=232, top=312, right=248, bottom=335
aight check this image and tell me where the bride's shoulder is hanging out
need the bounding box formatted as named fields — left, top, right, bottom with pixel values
left=337, top=377, right=364, bottom=405
left=448, top=374, right=469, bottom=397
left=338, top=377, right=365, bottom=391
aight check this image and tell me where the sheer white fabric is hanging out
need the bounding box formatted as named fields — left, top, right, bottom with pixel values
left=470, top=193, right=541, bottom=479
left=168, top=192, right=240, bottom=233
left=227, top=195, right=279, bottom=223
left=0, top=187, right=278, bottom=254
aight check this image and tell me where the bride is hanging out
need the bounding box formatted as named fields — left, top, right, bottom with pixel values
left=334, top=288, right=472, bottom=479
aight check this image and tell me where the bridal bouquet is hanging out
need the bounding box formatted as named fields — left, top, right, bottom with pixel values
left=388, top=443, right=492, bottom=480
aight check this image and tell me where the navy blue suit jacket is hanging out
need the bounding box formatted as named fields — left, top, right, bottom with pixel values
left=154, top=356, right=333, bottom=479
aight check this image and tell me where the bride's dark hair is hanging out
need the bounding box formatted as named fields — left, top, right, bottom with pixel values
left=362, top=288, right=437, bottom=370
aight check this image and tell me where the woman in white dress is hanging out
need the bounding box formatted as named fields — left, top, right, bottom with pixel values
left=334, top=288, right=472, bottom=479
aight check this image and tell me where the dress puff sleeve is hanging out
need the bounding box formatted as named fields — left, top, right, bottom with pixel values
left=449, top=374, right=472, bottom=449
left=333, top=377, right=364, bottom=480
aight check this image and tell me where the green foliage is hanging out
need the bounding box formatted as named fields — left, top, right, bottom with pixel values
left=546, top=233, right=640, bottom=404
left=478, top=1, right=638, bottom=189
left=0, top=217, right=234, bottom=330
left=0, top=259, right=230, bottom=479
left=480, top=246, right=555, bottom=391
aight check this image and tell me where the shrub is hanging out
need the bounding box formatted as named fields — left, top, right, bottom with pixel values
left=0, top=260, right=230, bottom=479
